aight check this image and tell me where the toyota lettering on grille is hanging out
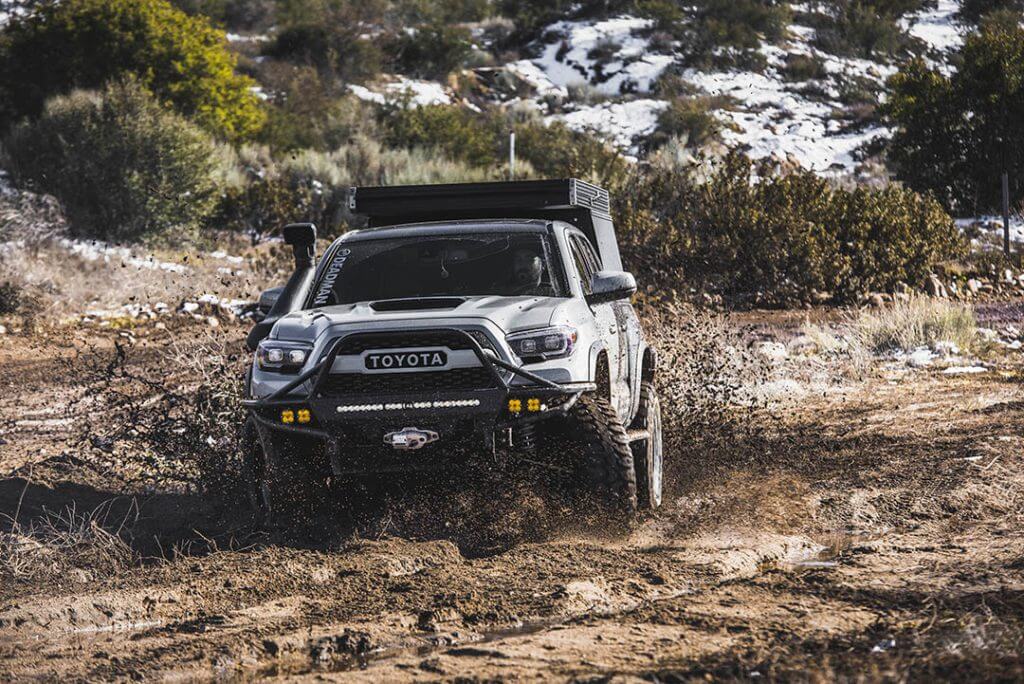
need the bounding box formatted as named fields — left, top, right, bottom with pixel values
left=364, top=349, right=448, bottom=371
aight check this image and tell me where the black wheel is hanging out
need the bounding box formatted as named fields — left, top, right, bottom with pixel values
left=241, top=416, right=328, bottom=527
left=560, top=394, right=638, bottom=516
left=632, top=382, right=663, bottom=510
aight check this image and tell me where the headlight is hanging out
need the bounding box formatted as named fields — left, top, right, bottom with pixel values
left=506, top=326, right=577, bottom=362
left=256, top=340, right=313, bottom=372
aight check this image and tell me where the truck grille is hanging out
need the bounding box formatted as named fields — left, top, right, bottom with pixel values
left=321, top=330, right=498, bottom=397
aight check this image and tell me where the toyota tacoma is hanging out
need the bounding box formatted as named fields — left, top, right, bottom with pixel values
left=242, top=179, right=662, bottom=522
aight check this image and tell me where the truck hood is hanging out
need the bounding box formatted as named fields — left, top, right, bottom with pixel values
left=271, top=295, right=576, bottom=341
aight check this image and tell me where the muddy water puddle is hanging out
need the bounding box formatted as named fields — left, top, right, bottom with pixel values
left=779, top=529, right=881, bottom=572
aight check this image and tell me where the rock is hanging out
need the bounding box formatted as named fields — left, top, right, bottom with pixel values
left=966, top=278, right=983, bottom=296
left=206, top=316, right=220, bottom=328
left=179, top=301, right=200, bottom=314
left=1004, top=268, right=1015, bottom=283
left=154, top=322, right=167, bottom=331
left=976, top=327, right=998, bottom=341
left=0, top=324, right=6, bottom=335
left=894, top=281, right=913, bottom=295
left=933, top=341, right=959, bottom=357
left=925, top=275, right=948, bottom=298
left=868, top=293, right=886, bottom=308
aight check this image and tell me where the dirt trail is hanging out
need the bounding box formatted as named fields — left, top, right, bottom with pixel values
left=1, top=322, right=1023, bottom=681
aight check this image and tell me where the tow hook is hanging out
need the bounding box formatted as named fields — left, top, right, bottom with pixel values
left=384, top=427, right=439, bottom=451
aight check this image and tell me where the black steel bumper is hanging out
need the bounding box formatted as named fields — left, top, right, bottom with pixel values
left=241, top=329, right=593, bottom=444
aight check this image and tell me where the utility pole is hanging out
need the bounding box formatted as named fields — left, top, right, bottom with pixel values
left=509, top=130, right=516, bottom=181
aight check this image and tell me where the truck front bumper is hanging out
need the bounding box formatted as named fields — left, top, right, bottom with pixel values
left=241, top=330, right=593, bottom=469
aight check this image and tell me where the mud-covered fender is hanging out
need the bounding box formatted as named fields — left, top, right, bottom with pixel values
left=588, top=341, right=610, bottom=395
left=628, top=342, right=656, bottom=424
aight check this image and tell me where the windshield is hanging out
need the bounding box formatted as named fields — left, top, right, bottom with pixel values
left=310, top=233, right=567, bottom=307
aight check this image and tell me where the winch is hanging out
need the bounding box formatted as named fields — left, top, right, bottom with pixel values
left=383, top=427, right=439, bottom=451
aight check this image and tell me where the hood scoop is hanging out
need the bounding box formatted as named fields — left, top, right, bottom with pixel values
left=370, top=297, right=466, bottom=312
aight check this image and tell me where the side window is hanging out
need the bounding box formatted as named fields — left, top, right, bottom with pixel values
left=576, top=236, right=603, bottom=274
left=568, top=237, right=593, bottom=295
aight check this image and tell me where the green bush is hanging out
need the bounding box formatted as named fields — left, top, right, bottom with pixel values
left=380, top=104, right=629, bottom=187
left=263, top=22, right=382, bottom=83
left=648, top=96, right=726, bottom=150
left=169, top=0, right=275, bottom=29
left=391, top=23, right=473, bottom=80
left=958, top=0, right=1024, bottom=22
left=382, top=104, right=502, bottom=167
left=0, top=0, right=264, bottom=140
left=782, top=53, right=828, bottom=81
left=256, top=70, right=377, bottom=151
left=4, top=80, right=221, bottom=243
left=884, top=23, right=1024, bottom=214
left=672, top=0, right=789, bottom=69
left=397, top=0, right=492, bottom=23
left=617, top=154, right=965, bottom=303
left=810, top=0, right=918, bottom=59
left=214, top=137, right=502, bottom=237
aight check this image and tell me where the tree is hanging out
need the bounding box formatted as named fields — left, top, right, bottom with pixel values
left=0, top=0, right=264, bottom=140
left=885, top=22, right=1024, bottom=215
left=3, top=79, right=221, bottom=242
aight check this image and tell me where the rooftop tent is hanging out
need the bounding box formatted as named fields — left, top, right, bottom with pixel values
left=347, top=179, right=623, bottom=271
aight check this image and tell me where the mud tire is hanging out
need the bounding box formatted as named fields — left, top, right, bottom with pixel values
left=562, top=394, right=638, bottom=517
left=241, top=416, right=328, bottom=528
left=631, top=382, right=663, bottom=511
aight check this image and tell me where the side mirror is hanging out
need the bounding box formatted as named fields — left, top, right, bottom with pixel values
left=254, top=286, right=284, bottom=322
left=587, top=270, right=636, bottom=305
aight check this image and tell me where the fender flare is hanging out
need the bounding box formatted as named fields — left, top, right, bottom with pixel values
left=588, top=342, right=611, bottom=398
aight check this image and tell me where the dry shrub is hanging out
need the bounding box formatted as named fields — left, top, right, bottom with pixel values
left=853, top=295, right=978, bottom=353
left=1, top=503, right=136, bottom=584
left=78, top=333, right=249, bottom=498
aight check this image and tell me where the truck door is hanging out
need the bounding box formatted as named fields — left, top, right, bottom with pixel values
left=569, top=234, right=629, bottom=420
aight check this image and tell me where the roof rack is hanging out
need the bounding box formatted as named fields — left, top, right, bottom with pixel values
left=347, top=179, right=622, bottom=270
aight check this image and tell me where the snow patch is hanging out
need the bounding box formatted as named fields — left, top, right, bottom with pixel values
left=517, top=16, right=674, bottom=97
left=349, top=77, right=451, bottom=107
left=553, top=99, right=668, bottom=153
left=901, top=0, right=965, bottom=52
left=942, top=365, right=988, bottom=374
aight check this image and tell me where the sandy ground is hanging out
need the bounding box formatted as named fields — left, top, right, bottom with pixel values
left=1, top=316, right=1023, bottom=682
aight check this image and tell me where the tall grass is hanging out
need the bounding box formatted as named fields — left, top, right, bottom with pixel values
left=853, top=295, right=978, bottom=353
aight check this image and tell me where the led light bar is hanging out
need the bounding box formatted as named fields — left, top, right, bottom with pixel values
left=336, top=399, right=482, bottom=413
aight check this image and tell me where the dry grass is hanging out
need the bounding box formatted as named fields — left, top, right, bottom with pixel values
left=853, top=295, right=978, bottom=354
left=1, top=502, right=136, bottom=582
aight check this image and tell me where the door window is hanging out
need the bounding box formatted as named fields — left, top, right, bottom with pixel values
left=568, top=237, right=594, bottom=295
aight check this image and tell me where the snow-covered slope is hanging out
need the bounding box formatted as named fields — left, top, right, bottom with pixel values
left=492, top=4, right=968, bottom=173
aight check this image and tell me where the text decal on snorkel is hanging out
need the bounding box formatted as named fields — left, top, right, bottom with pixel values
left=312, top=249, right=351, bottom=306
